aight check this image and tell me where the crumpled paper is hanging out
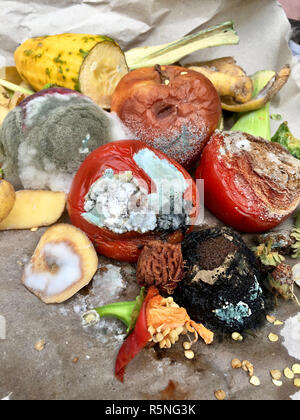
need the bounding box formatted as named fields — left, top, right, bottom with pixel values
left=0, top=1, right=299, bottom=402
left=0, top=0, right=299, bottom=136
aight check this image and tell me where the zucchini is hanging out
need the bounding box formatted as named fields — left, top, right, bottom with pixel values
left=14, top=34, right=129, bottom=109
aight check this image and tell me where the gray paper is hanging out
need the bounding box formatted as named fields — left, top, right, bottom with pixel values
left=0, top=0, right=299, bottom=136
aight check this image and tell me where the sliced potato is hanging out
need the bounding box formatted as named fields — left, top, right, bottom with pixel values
left=22, top=223, right=99, bottom=304
left=0, top=190, right=66, bottom=230
left=0, top=179, right=16, bottom=222
left=79, top=41, right=129, bottom=109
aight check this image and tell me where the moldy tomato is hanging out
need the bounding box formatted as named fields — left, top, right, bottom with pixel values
left=68, top=140, right=199, bottom=262
left=196, top=131, right=300, bottom=233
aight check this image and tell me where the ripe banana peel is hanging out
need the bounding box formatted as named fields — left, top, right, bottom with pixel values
left=187, top=58, right=291, bottom=112
left=188, top=57, right=253, bottom=104
left=221, top=65, right=291, bottom=112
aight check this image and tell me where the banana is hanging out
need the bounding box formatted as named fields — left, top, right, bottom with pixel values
left=187, top=57, right=253, bottom=104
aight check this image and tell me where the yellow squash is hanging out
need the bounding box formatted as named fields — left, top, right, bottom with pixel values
left=14, top=34, right=129, bottom=108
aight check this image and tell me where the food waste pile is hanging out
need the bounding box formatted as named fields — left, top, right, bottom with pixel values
left=0, top=18, right=299, bottom=400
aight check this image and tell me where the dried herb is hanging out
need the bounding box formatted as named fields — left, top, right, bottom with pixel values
left=253, top=240, right=285, bottom=267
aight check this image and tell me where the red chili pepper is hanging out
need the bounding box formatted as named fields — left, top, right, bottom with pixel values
left=68, top=140, right=198, bottom=262
left=115, top=287, right=158, bottom=382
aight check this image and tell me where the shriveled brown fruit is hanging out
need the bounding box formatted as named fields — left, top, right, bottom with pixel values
left=136, top=240, right=184, bottom=295
left=111, top=65, right=221, bottom=169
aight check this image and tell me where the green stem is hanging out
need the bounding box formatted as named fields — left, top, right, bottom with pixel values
left=83, top=288, right=146, bottom=336
left=94, top=301, right=136, bottom=328
left=125, top=21, right=239, bottom=69
left=0, top=78, right=34, bottom=96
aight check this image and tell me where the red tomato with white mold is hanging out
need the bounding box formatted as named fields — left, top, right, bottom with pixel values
left=68, top=140, right=199, bottom=262
left=196, top=131, right=300, bottom=233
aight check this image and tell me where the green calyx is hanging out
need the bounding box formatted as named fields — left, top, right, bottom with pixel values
left=83, top=288, right=146, bottom=336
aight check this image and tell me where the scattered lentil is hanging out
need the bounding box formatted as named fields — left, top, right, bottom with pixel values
left=284, top=367, right=294, bottom=379
left=183, top=342, right=192, bottom=350
left=266, top=315, right=276, bottom=324
left=232, top=332, right=243, bottom=341
left=294, top=378, right=300, bottom=387
left=270, top=370, right=281, bottom=380
left=272, top=379, right=283, bottom=387
left=292, top=364, right=300, bottom=375
left=268, top=333, right=279, bottom=342
left=249, top=376, right=260, bottom=386
left=34, top=339, right=45, bottom=352
left=231, top=358, right=242, bottom=369
left=215, top=390, right=226, bottom=400
left=184, top=350, right=194, bottom=360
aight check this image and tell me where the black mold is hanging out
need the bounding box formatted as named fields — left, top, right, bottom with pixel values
left=174, top=227, right=270, bottom=333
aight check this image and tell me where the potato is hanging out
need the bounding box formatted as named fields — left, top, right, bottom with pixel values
left=0, top=190, right=66, bottom=230
left=22, top=224, right=99, bottom=304
left=0, top=179, right=16, bottom=222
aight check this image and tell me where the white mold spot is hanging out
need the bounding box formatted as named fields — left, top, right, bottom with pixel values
left=24, top=242, right=81, bottom=298
left=280, top=313, right=300, bottom=360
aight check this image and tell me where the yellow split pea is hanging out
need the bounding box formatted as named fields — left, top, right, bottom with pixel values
left=268, top=333, right=279, bottom=342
